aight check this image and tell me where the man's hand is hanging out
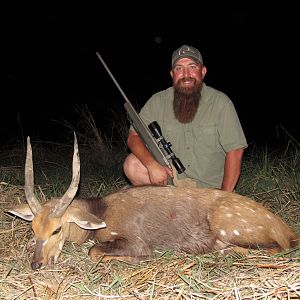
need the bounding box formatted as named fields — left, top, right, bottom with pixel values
left=147, top=162, right=173, bottom=186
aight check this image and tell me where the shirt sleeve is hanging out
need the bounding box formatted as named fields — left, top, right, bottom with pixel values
left=218, top=100, right=248, bottom=152
left=128, top=95, right=158, bottom=132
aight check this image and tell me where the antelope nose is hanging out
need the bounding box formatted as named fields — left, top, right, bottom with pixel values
left=31, top=261, right=42, bottom=270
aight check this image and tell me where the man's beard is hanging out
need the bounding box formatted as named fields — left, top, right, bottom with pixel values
left=173, top=78, right=202, bottom=123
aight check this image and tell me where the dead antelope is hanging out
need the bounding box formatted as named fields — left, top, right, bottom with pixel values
left=7, top=134, right=300, bottom=270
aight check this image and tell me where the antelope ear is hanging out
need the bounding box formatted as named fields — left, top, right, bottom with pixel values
left=6, top=204, right=34, bottom=221
left=67, top=207, right=106, bottom=230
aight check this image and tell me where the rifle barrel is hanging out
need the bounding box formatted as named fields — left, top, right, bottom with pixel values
left=96, top=52, right=131, bottom=105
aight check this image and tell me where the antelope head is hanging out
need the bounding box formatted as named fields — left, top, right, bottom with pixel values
left=7, top=133, right=106, bottom=270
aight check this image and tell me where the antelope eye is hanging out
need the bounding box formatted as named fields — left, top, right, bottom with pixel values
left=52, top=226, right=62, bottom=235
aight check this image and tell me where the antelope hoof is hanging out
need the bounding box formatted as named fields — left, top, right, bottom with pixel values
left=88, top=245, right=106, bottom=262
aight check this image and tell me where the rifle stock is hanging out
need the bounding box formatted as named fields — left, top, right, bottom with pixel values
left=96, top=51, right=174, bottom=185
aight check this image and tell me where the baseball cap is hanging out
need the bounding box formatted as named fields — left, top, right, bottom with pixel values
left=172, top=45, right=203, bottom=67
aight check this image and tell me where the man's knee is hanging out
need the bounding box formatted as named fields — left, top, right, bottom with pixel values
left=123, top=154, right=149, bottom=185
left=123, top=153, right=137, bottom=173
left=123, top=153, right=144, bottom=179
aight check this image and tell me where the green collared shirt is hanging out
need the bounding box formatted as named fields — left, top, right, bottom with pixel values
left=131, top=83, right=248, bottom=188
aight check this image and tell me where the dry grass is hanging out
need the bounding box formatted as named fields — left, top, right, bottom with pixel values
left=1, top=130, right=300, bottom=299
left=1, top=182, right=300, bottom=300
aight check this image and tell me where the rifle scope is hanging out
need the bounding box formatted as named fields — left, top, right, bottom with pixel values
left=148, top=121, right=186, bottom=174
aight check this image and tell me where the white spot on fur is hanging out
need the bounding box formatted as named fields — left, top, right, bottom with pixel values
left=236, top=212, right=241, bottom=216
left=219, top=205, right=226, bottom=209
left=58, top=240, right=64, bottom=251
left=241, top=219, right=247, bottom=223
left=110, top=232, right=118, bottom=235
left=233, top=230, right=240, bottom=236
left=220, top=229, right=227, bottom=236
left=246, top=228, right=253, bottom=232
left=234, top=205, right=241, bottom=209
left=266, top=214, right=272, bottom=219
left=226, top=213, right=233, bottom=218
left=257, top=225, right=264, bottom=229
left=245, top=207, right=255, bottom=212
left=137, top=236, right=145, bottom=242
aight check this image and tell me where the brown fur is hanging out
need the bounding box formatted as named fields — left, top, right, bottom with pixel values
left=8, top=185, right=300, bottom=269
left=87, top=186, right=299, bottom=262
left=6, top=135, right=300, bottom=269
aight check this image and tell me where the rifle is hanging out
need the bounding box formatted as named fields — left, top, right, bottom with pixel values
left=96, top=52, right=185, bottom=185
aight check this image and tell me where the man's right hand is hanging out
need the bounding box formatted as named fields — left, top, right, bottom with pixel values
left=147, top=161, right=173, bottom=186
left=127, top=130, right=173, bottom=186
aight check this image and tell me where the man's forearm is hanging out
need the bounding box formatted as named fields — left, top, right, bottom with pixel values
left=221, top=148, right=244, bottom=192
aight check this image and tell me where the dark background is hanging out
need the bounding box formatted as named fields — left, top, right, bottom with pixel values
left=4, top=3, right=299, bottom=147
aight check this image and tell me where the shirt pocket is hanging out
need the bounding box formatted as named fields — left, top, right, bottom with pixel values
left=193, top=125, right=221, bottom=154
left=163, top=123, right=182, bottom=151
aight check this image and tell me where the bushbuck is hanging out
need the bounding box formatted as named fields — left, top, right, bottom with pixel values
left=7, top=134, right=300, bottom=270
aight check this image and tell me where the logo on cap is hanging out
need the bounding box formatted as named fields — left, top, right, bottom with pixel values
left=172, top=45, right=203, bottom=67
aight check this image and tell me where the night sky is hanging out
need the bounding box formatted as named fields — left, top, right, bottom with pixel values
left=4, top=3, right=299, bottom=147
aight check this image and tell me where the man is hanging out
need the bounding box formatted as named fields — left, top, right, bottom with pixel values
left=123, top=45, right=247, bottom=192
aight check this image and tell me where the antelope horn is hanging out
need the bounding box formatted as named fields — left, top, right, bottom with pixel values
left=25, top=137, right=42, bottom=215
left=51, top=132, right=80, bottom=217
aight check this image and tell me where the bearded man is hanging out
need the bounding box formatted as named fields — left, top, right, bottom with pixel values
left=123, top=45, right=247, bottom=192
